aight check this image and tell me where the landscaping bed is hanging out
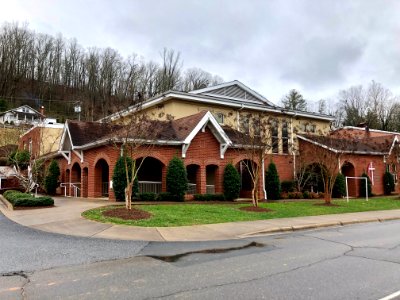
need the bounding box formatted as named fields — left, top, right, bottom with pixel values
left=2, top=190, right=54, bottom=209
left=82, top=196, right=400, bottom=227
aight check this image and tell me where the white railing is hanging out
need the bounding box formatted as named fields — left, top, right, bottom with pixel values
left=187, top=183, right=197, bottom=194
left=206, top=185, right=215, bottom=194
left=60, top=182, right=81, bottom=197
left=138, top=181, right=162, bottom=194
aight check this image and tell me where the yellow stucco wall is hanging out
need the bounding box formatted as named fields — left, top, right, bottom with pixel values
left=114, top=97, right=332, bottom=154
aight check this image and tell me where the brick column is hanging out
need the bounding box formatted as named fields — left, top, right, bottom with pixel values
left=161, top=165, right=167, bottom=192
left=197, top=166, right=206, bottom=194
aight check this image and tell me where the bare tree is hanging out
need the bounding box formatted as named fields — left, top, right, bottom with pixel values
left=233, top=113, right=288, bottom=207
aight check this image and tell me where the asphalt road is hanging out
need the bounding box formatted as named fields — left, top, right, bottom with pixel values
left=1, top=211, right=400, bottom=299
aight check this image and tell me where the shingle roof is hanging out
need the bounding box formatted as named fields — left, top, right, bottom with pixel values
left=67, top=111, right=213, bottom=147
left=67, top=120, right=123, bottom=147
left=300, top=133, right=396, bottom=154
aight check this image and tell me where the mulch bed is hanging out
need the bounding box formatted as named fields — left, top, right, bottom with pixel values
left=103, top=207, right=152, bottom=220
left=239, top=206, right=273, bottom=213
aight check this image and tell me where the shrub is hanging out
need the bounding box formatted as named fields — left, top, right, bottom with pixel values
left=44, top=160, right=60, bottom=195
left=3, top=190, right=54, bottom=207
left=9, top=150, right=30, bottom=169
left=265, top=161, right=281, bottom=200
left=193, top=194, right=225, bottom=201
left=332, top=173, right=346, bottom=198
left=359, top=172, right=372, bottom=197
left=157, top=192, right=172, bottom=201
left=383, top=171, right=395, bottom=195
left=223, top=163, right=241, bottom=200
left=281, top=180, right=295, bottom=193
left=288, top=191, right=303, bottom=199
left=138, top=192, right=157, bottom=201
left=112, top=156, right=138, bottom=202
left=166, top=156, right=188, bottom=202
left=303, top=191, right=310, bottom=199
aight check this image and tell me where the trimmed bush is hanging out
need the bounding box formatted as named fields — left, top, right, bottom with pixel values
left=383, top=171, right=395, bottom=195
left=157, top=192, right=173, bottom=201
left=44, top=160, right=60, bottom=195
left=281, top=180, right=295, bottom=193
left=138, top=192, right=157, bottom=201
left=332, top=173, right=346, bottom=198
left=166, top=156, right=188, bottom=202
left=288, top=191, right=303, bottom=199
left=223, top=163, right=241, bottom=200
left=266, top=161, right=281, bottom=200
left=359, top=172, right=372, bottom=197
left=112, top=156, right=139, bottom=201
left=3, top=190, right=54, bottom=207
left=193, top=194, right=225, bottom=201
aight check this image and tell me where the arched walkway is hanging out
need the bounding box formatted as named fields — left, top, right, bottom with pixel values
left=71, top=163, right=81, bottom=197
left=137, top=157, right=164, bottom=194
left=186, top=164, right=200, bottom=194
left=341, top=161, right=356, bottom=197
left=206, top=165, right=218, bottom=194
left=236, top=160, right=256, bottom=198
left=94, top=159, right=109, bottom=197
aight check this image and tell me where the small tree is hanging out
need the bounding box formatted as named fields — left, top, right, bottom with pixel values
left=223, top=163, right=241, bottom=200
left=383, top=171, right=395, bottom=195
left=359, top=172, right=372, bottom=197
left=112, top=156, right=138, bottom=201
left=166, top=156, right=187, bottom=201
left=332, top=173, right=346, bottom=198
left=44, top=160, right=60, bottom=195
left=265, top=161, right=281, bottom=200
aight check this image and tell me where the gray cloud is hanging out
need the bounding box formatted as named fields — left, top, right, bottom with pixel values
left=1, top=0, right=400, bottom=103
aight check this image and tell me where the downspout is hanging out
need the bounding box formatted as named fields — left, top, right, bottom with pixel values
left=262, top=157, right=267, bottom=200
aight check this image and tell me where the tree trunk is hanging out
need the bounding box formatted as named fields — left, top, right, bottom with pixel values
left=125, top=184, right=132, bottom=210
left=324, top=182, right=331, bottom=204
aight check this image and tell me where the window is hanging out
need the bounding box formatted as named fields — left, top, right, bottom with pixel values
left=214, top=112, right=224, bottom=124
left=271, top=120, right=279, bottom=153
left=282, top=121, right=289, bottom=154
left=252, top=117, right=261, bottom=136
left=239, top=116, right=250, bottom=134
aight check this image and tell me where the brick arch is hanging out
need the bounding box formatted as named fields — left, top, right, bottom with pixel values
left=134, top=154, right=168, bottom=167
left=93, top=153, right=112, bottom=169
left=184, top=159, right=202, bottom=166
left=231, top=155, right=259, bottom=167
left=204, top=159, right=221, bottom=166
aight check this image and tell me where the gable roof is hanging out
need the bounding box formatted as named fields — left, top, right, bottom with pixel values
left=60, top=111, right=232, bottom=159
left=99, top=81, right=335, bottom=123
left=189, top=80, right=275, bottom=106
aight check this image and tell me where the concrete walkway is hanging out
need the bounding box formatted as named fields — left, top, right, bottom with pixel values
left=1, top=196, right=400, bottom=241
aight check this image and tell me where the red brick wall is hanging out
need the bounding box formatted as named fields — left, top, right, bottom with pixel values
left=56, top=128, right=299, bottom=201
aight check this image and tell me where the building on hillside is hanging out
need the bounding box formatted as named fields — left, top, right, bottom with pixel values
left=0, top=105, right=57, bottom=126
left=298, top=126, right=400, bottom=197
left=47, top=81, right=335, bottom=200
left=19, top=123, right=64, bottom=159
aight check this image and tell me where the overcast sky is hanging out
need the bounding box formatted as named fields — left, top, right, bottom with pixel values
left=1, top=0, right=399, bottom=109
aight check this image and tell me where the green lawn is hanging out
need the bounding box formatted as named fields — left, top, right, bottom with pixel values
left=81, top=197, right=400, bottom=227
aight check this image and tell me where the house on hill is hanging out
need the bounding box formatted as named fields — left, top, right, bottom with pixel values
left=0, top=105, right=57, bottom=126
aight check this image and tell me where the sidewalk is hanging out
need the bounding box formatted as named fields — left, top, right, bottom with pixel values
left=1, top=196, right=400, bottom=241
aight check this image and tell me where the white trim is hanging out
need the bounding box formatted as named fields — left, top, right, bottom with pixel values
left=182, top=143, right=190, bottom=158
left=388, top=136, right=399, bottom=156
left=72, top=149, right=84, bottom=163
left=60, top=150, right=71, bottom=164
left=339, top=126, right=400, bottom=136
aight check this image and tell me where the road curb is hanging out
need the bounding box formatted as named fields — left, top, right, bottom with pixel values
left=239, top=217, right=400, bottom=238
